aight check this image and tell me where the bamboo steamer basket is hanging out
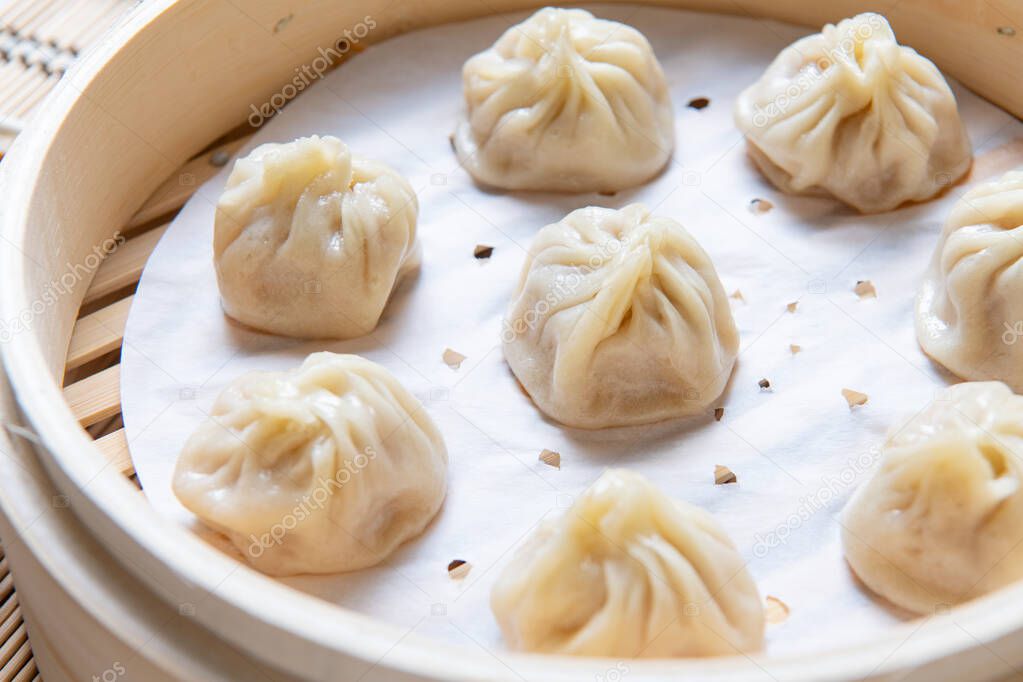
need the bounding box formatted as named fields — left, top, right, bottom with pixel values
left=1, top=1, right=1023, bottom=680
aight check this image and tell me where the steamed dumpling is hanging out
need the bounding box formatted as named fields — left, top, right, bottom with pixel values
left=454, top=7, right=674, bottom=193
left=842, top=382, right=1023, bottom=613
left=502, top=204, right=738, bottom=428
left=172, top=352, right=447, bottom=576
left=215, top=135, right=419, bottom=339
left=734, top=13, right=972, bottom=213
left=491, top=469, right=765, bottom=657
left=916, top=170, right=1023, bottom=390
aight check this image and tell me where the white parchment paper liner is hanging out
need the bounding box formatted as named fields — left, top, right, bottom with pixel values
left=121, top=4, right=1023, bottom=659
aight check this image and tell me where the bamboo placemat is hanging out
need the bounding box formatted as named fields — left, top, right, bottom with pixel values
left=0, top=2, right=138, bottom=678
left=0, top=0, right=137, bottom=155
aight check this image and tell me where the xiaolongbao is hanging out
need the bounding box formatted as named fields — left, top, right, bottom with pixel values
left=842, top=382, right=1023, bottom=614
left=215, top=135, right=419, bottom=339
left=172, top=352, right=447, bottom=576
left=491, top=469, right=765, bottom=657
left=502, top=204, right=738, bottom=428
left=734, top=13, right=972, bottom=213
left=454, top=7, right=674, bottom=193
left=916, top=170, right=1023, bottom=390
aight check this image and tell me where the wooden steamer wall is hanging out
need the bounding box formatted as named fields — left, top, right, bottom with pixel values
left=0, top=0, right=1022, bottom=680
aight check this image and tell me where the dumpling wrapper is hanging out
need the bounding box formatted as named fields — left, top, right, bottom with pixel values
left=215, top=135, right=420, bottom=339
left=491, top=469, right=765, bottom=657
left=916, top=170, right=1023, bottom=390
left=173, top=352, right=448, bottom=576
left=734, top=13, right=972, bottom=213
left=843, top=381, right=1023, bottom=613
left=454, top=7, right=674, bottom=193
left=503, top=204, right=738, bottom=428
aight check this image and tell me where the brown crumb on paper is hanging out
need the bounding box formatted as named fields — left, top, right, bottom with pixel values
left=730, top=289, right=745, bottom=303
left=714, top=407, right=724, bottom=421
left=749, top=198, right=774, bottom=215
left=842, top=388, right=869, bottom=408
left=854, top=280, right=877, bottom=299
left=789, top=344, right=802, bottom=354
left=443, top=348, right=466, bottom=370
left=758, top=378, right=771, bottom=390
left=539, top=449, right=561, bottom=469
left=474, top=244, right=494, bottom=259
left=765, top=596, right=790, bottom=624
left=786, top=301, right=798, bottom=313
left=714, top=465, right=736, bottom=485
left=447, top=559, right=472, bottom=579
left=687, top=97, right=710, bottom=110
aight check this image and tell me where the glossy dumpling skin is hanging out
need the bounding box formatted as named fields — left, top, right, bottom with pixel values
left=842, top=382, right=1023, bottom=613
left=454, top=7, right=674, bottom=193
left=491, top=469, right=765, bottom=657
left=215, top=135, right=419, bottom=339
left=502, top=204, right=738, bottom=428
left=916, top=170, right=1023, bottom=390
left=172, top=352, right=448, bottom=576
left=734, top=13, right=972, bottom=213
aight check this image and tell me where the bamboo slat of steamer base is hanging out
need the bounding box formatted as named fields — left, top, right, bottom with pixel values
left=0, top=2, right=148, bottom=677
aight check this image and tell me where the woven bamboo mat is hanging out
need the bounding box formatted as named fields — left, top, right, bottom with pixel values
left=0, top=2, right=138, bottom=678
left=0, top=0, right=137, bottom=155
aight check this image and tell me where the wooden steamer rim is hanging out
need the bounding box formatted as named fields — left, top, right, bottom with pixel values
left=2, top=0, right=1022, bottom=679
